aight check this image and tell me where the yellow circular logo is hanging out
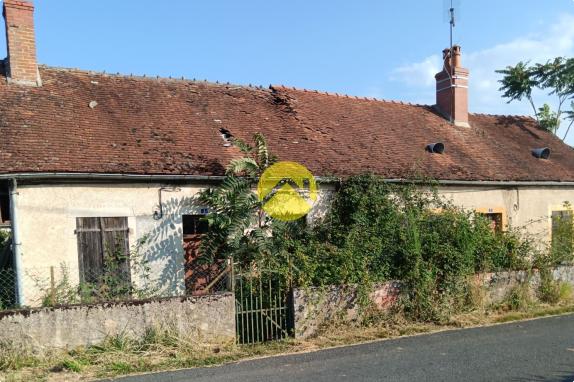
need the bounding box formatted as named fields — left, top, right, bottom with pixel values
left=258, top=161, right=317, bottom=221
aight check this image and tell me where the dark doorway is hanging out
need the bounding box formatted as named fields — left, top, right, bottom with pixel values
left=182, top=214, right=229, bottom=295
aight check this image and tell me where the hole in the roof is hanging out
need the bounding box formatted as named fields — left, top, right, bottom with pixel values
left=426, top=142, right=445, bottom=154
left=532, top=147, right=550, bottom=159
left=220, top=128, right=234, bottom=146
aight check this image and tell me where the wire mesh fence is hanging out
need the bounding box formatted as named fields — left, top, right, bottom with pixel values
left=0, top=258, right=233, bottom=310
left=184, top=258, right=232, bottom=296
left=0, top=268, right=16, bottom=309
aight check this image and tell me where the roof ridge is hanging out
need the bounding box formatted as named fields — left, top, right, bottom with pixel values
left=470, top=111, right=535, bottom=119
left=270, top=84, right=427, bottom=107
left=38, top=64, right=271, bottom=92
left=36, top=66, right=529, bottom=115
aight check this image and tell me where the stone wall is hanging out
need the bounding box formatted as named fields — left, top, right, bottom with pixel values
left=0, top=292, right=235, bottom=350
left=475, top=265, right=574, bottom=304
left=293, top=266, right=574, bottom=339
left=293, top=282, right=401, bottom=339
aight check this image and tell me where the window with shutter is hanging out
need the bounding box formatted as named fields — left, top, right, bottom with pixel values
left=76, top=217, right=131, bottom=297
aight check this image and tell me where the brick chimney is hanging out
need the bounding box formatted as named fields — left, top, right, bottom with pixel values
left=435, top=45, right=468, bottom=127
left=3, top=0, right=41, bottom=86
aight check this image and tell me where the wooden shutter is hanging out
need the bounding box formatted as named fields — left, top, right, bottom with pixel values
left=76, top=217, right=104, bottom=284
left=76, top=217, right=130, bottom=285
left=100, top=217, right=131, bottom=284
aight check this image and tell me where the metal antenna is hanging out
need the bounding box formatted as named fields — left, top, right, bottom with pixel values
left=450, top=0, right=455, bottom=61
left=443, top=0, right=460, bottom=69
left=443, top=0, right=461, bottom=123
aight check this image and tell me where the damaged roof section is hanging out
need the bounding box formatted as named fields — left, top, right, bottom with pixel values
left=0, top=66, right=574, bottom=182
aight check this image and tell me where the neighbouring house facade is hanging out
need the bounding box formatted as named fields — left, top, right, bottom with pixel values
left=1, top=1, right=574, bottom=307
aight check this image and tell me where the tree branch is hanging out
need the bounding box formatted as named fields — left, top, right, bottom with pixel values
left=528, top=96, right=540, bottom=123
left=562, top=119, right=574, bottom=142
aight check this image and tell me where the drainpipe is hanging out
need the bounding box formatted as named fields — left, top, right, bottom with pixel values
left=9, top=178, right=25, bottom=307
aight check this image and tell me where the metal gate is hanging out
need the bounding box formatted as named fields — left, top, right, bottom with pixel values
left=234, top=267, right=293, bottom=344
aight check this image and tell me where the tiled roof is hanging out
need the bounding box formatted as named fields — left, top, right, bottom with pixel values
left=1, top=66, right=574, bottom=181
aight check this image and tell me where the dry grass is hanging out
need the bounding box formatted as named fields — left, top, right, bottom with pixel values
left=2, top=303, right=574, bottom=382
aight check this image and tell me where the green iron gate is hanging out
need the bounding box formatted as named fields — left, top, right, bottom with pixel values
left=234, top=267, right=293, bottom=344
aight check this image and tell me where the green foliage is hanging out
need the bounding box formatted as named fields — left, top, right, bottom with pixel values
left=496, top=61, right=537, bottom=103
left=32, top=237, right=157, bottom=307
left=538, top=103, right=560, bottom=133
left=296, top=175, right=534, bottom=321
left=198, top=132, right=282, bottom=267
left=559, top=282, right=573, bottom=302
left=537, top=269, right=561, bottom=304
left=0, top=342, right=39, bottom=371
left=200, top=133, right=560, bottom=322
left=59, top=358, right=83, bottom=373
left=502, top=282, right=533, bottom=311
left=0, top=230, right=9, bottom=254
left=226, top=132, right=276, bottom=177
left=496, top=57, right=574, bottom=139
left=550, top=203, right=574, bottom=266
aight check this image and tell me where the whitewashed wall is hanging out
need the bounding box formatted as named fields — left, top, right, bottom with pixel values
left=12, top=182, right=574, bottom=306
left=439, top=186, right=574, bottom=243
left=16, top=183, right=205, bottom=305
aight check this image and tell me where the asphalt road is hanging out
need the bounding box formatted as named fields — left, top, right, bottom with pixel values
left=107, top=314, right=574, bottom=382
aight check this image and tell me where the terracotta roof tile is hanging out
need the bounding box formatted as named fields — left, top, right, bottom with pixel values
left=0, top=66, right=573, bottom=181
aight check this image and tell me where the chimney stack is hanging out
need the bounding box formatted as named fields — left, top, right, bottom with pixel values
left=435, top=45, right=468, bottom=127
left=3, top=0, right=41, bottom=86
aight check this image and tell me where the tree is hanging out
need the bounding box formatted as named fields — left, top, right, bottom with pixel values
left=197, top=133, right=279, bottom=266
left=496, top=57, right=574, bottom=140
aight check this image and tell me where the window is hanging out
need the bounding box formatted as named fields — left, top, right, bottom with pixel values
left=476, top=208, right=506, bottom=233
left=0, top=190, right=10, bottom=225
left=481, top=212, right=503, bottom=233
left=75, top=217, right=131, bottom=296
left=551, top=210, right=573, bottom=260
left=182, top=215, right=209, bottom=236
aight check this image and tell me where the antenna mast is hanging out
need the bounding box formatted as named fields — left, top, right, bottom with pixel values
left=449, top=0, right=455, bottom=64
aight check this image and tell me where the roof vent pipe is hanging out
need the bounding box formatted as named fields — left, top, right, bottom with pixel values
left=426, top=142, right=445, bottom=154
left=532, top=147, right=550, bottom=159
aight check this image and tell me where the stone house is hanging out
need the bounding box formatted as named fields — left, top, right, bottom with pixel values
left=1, top=0, right=574, bottom=306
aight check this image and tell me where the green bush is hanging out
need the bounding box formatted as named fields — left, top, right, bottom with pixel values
left=537, top=268, right=573, bottom=304
left=538, top=281, right=561, bottom=304
left=200, top=135, right=544, bottom=322
left=559, top=282, right=573, bottom=302
left=503, top=282, right=533, bottom=311
left=283, top=175, right=536, bottom=321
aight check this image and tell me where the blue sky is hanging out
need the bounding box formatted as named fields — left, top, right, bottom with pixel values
left=3, top=1, right=574, bottom=143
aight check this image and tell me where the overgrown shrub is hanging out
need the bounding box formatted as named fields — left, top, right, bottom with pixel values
left=501, top=282, right=533, bottom=311
left=538, top=274, right=562, bottom=304
left=281, top=175, right=536, bottom=321
left=537, top=268, right=573, bottom=304
left=202, top=171, right=541, bottom=321
left=199, top=133, right=560, bottom=323
left=31, top=237, right=158, bottom=307
left=549, top=202, right=574, bottom=266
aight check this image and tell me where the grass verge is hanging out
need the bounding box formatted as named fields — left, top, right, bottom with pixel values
left=1, top=303, right=574, bottom=382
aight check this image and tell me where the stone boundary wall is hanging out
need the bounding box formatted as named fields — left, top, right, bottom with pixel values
left=293, top=281, right=401, bottom=339
left=293, top=266, right=574, bottom=339
left=476, top=265, right=574, bottom=304
left=0, top=292, right=235, bottom=350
